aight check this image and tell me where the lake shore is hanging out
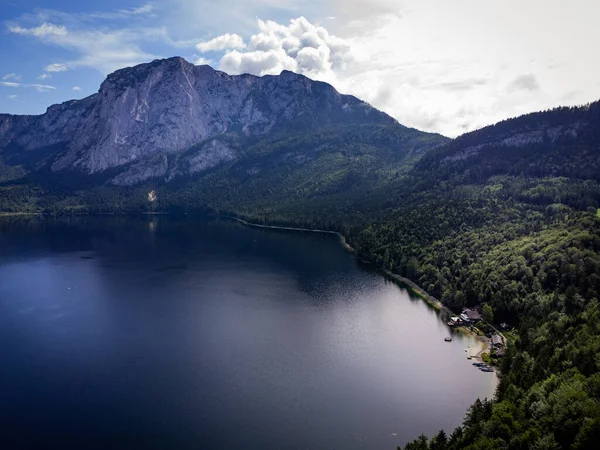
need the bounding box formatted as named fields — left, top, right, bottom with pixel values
left=223, top=214, right=493, bottom=363
left=222, top=215, right=355, bottom=252
left=0, top=212, right=42, bottom=217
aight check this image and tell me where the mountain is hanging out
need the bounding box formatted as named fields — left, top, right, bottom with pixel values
left=416, top=101, right=600, bottom=180
left=0, top=57, right=443, bottom=187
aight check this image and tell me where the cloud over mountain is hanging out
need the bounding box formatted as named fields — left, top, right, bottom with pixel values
left=196, top=33, right=246, bottom=52
left=212, top=17, right=352, bottom=80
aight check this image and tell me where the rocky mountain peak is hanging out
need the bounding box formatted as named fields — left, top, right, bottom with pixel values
left=0, top=57, right=397, bottom=183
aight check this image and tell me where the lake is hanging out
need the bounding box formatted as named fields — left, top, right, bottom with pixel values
left=0, top=216, right=497, bottom=449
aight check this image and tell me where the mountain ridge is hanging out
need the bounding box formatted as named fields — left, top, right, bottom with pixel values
left=1, top=57, right=421, bottom=186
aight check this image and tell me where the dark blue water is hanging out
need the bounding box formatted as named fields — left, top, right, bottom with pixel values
left=0, top=217, right=496, bottom=449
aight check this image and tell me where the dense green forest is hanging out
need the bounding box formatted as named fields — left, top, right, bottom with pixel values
left=1, top=102, right=600, bottom=449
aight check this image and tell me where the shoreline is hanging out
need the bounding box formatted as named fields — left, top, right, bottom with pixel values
left=222, top=215, right=356, bottom=253
left=223, top=215, right=493, bottom=364
left=0, top=212, right=42, bottom=217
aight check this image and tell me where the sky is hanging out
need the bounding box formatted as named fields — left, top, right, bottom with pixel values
left=1, top=0, right=599, bottom=137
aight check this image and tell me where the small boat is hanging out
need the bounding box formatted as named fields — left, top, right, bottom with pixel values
left=444, top=336, right=453, bottom=342
left=473, top=362, right=486, bottom=367
left=480, top=367, right=494, bottom=372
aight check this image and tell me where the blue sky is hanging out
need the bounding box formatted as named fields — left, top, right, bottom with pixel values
left=2, top=0, right=599, bottom=137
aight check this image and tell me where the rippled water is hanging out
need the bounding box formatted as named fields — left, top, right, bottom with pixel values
left=0, top=217, right=496, bottom=449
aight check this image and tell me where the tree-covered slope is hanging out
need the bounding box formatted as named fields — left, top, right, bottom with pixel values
left=0, top=122, right=447, bottom=218
left=381, top=102, right=600, bottom=449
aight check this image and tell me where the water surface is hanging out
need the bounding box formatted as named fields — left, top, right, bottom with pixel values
left=0, top=217, right=496, bottom=449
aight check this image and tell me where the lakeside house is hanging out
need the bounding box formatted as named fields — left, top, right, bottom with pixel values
left=447, top=316, right=461, bottom=326
left=460, top=308, right=482, bottom=324
left=492, top=334, right=504, bottom=348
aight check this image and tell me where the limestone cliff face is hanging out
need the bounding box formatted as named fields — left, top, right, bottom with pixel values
left=0, top=57, right=394, bottom=184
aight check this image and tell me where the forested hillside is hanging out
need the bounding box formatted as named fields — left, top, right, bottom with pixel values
left=387, top=102, right=600, bottom=449
left=1, top=98, right=600, bottom=449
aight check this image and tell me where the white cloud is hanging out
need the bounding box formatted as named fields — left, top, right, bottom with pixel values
left=45, top=63, right=69, bottom=72
left=1, top=81, right=56, bottom=92
left=5, top=3, right=177, bottom=76
left=196, top=33, right=246, bottom=52
left=8, top=21, right=159, bottom=74
left=31, top=84, right=56, bottom=92
left=128, top=3, right=156, bottom=16
left=83, top=2, right=157, bottom=20
left=23, top=3, right=157, bottom=24
left=217, top=17, right=352, bottom=81
left=194, top=56, right=212, bottom=66
left=9, top=22, right=68, bottom=37
left=221, top=49, right=297, bottom=76
left=7, top=94, right=19, bottom=100
left=3, top=73, right=22, bottom=81
left=37, top=73, right=51, bottom=80
left=72, top=86, right=81, bottom=91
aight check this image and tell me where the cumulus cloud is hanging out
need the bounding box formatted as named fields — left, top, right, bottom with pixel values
left=196, top=33, right=246, bottom=52
left=37, top=73, right=51, bottom=80
left=216, top=17, right=353, bottom=80
left=72, top=86, right=81, bottom=91
left=221, top=49, right=295, bottom=76
left=1, top=81, right=56, bottom=92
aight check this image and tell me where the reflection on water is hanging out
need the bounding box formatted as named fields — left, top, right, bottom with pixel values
left=0, top=216, right=496, bottom=449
